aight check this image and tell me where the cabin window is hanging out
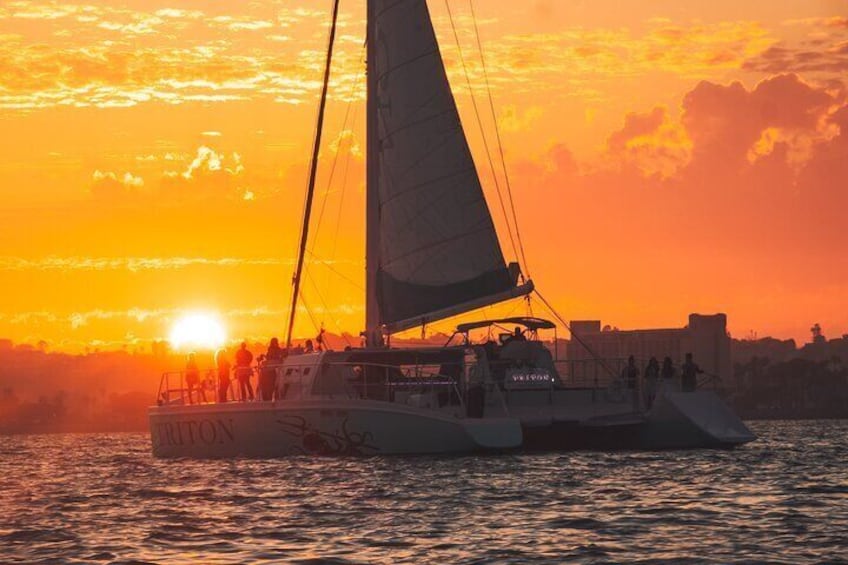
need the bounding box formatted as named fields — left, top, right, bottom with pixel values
left=311, top=364, right=355, bottom=397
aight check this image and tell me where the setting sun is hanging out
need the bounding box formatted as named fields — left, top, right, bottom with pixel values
left=168, top=313, right=227, bottom=351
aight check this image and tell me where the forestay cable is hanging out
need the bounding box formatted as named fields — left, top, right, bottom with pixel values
left=444, top=0, right=520, bottom=267
left=469, top=0, right=531, bottom=279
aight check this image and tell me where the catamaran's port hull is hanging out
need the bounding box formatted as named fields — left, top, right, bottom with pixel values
left=148, top=400, right=522, bottom=458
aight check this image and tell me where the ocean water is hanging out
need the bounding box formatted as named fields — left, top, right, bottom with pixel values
left=1, top=420, right=846, bottom=564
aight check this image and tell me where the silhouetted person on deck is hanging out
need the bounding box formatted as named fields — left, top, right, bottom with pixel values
left=266, top=337, right=284, bottom=364
left=304, top=339, right=314, bottom=354
left=235, top=342, right=254, bottom=401
left=643, top=356, right=659, bottom=409
left=215, top=349, right=231, bottom=403
left=258, top=337, right=284, bottom=401
left=681, top=353, right=703, bottom=392
left=255, top=354, right=269, bottom=401
left=622, top=355, right=639, bottom=389
left=622, top=355, right=640, bottom=411
left=504, top=327, right=526, bottom=345
left=185, top=352, right=206, bottom=404
left=661, top=357, right=675, bottom=385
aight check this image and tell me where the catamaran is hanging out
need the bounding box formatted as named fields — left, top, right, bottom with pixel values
left=149, top=0, right=754, bottom=457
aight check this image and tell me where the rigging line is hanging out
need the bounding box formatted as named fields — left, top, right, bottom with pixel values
left=286, top=0, right=341, bottom=349
left=329, top=102, right=359, bottom=264
left=327, top=105, right=360, bottom=300
left=311, top=46, right=366, bottom=318
left=532, top=288, right=617, bottom=379
left=328, top=48, right=365, bottom=264
left=305, top=248, right=364, bottom=292
left=304, top=267, right=353, bottom=348
left=295, top=289, right=321, bottom=341
left=469, top=0, right=530, bottom=278
left=444, top=0, right=520, bottom=265
left=308, top=44, right=366, bottom=259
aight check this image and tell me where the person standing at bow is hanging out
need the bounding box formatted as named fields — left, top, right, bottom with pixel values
left=215, top=349, right=231, bottom=403
left=185, top=352, right=206, bottom=404
left=622, top=355, right=640, bottom=411
left=235, top=341, right=255, bottom=401
left=643, top=357, right=660, bottom=409
left=681, top=353, right=703, bottom=392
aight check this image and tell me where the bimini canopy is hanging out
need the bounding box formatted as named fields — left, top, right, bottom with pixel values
left=456, top=317, right=556, bottom=334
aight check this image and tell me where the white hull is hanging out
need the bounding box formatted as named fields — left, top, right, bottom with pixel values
left=149, top=400, right=522, bottom=458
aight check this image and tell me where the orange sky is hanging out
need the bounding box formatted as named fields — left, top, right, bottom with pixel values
left=1, top=0, right=847, bottom=351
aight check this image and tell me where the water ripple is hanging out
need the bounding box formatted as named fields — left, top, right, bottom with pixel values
left=1, top=421, right=847, bottom=563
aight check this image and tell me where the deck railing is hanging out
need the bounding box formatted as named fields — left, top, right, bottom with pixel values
left=156, top=361, right=482, bottom=415
left=157, top=369, right=222, bottom=406
left=156, top=355, right=717, bottom=410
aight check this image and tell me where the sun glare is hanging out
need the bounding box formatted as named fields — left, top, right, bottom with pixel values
left=168, top=313, right=227, bottom=351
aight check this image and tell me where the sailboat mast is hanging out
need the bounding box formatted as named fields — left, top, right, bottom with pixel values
left=285, top=0, right=341, bottom=349
left=365, top=0, right=382, bottom=347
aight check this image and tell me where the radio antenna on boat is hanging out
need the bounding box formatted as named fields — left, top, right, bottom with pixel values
left=286, top=0, right=341, bottom=349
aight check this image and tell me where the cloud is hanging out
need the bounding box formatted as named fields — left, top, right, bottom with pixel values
left=0, top=9, right=785, bottom=111
left=744, top=17, right=848, bottom=75
left=784, top=16, right=848, bottom=29
left=744, top=43, right=848, bottom=74
left=183, top=146, right=223, bottom=179
left=604, top=107, right=691, bottom=178
left=227, top=20, right=273, bottom=32
left=514, top=72, right=847, bottom=263
left=0, top=3, right=361, bottom=110
left=154, top=8, right=204, bottom=20
left=154, top=146, right=248, bottom=199
left=90, top=170, right=144, bottom=198
left=82, top=146, right=252, bottom=202
left=470, top=19, right=776, bottom=96
left=96, top=15, right=162, bottom=35
left=7, top=3, right=82, bottom=20
left=328, top=129, right=362, bottom=157
left=608, top=107, right=666, bottom=152
left=499, top=105, right=544, bottom=133
left=183, top=146, right=244, bottom=178
left=0, top=256, right=301, bottom=272
left=502, top=72, right=848, bottom=343
left=682, top=73, right=835, bottom=177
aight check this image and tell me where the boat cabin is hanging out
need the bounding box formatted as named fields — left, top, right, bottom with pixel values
left=274, top=346, right=485, bottom=417
left=453, top=317, right=562, bottom=390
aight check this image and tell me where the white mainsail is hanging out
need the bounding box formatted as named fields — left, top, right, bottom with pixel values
left=367, top=0, right=531, bottom=336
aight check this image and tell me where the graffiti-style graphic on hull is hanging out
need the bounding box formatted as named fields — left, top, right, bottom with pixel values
left=277, top=413, right=379, bottom=455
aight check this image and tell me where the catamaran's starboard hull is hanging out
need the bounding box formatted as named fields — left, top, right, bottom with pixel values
left=520, top=420, right=752, bottom=451
left=506, top=390, right=756, bottom=452
left=148, top=400, right=521, bottom=458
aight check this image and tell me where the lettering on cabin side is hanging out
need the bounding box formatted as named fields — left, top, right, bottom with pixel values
left=152, top=418, right=236, bottom=447
left=504, top=369, right=553, bottom=390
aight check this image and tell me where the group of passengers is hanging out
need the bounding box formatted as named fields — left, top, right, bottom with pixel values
left=621, top=353, right=704, bottom=410
left=183, top=336, right=321, bottom=405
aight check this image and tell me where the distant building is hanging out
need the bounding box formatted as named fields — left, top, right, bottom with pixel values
left=799, top=325, right=848, bottom=363
left=731, top=336, right=797, bottom=365
left=564, top=314, right=731, bottom=384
